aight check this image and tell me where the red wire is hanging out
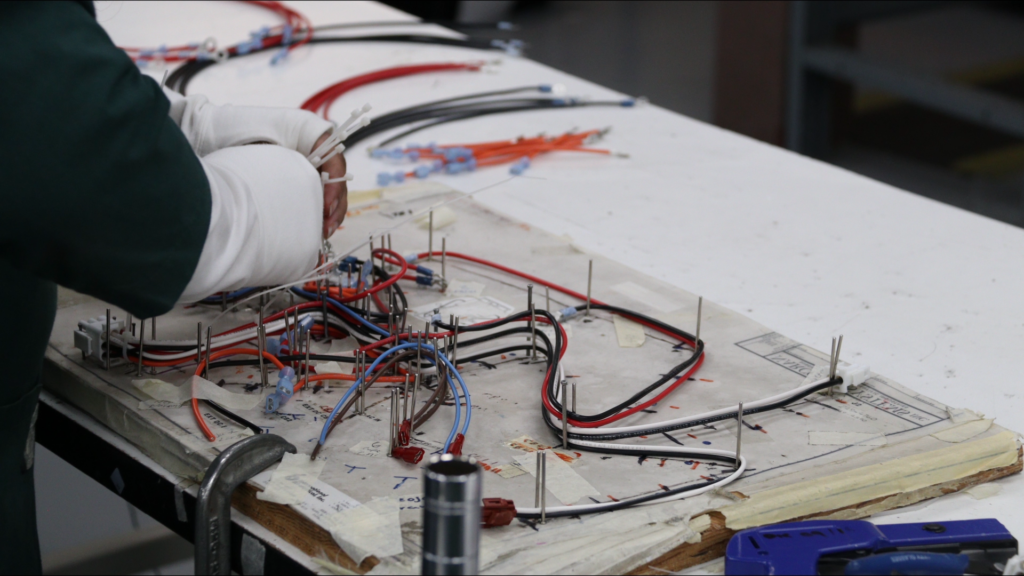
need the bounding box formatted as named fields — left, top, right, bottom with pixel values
left=413, top=251, right=703, bottom=427
left=121, top=1, right=312, bottom=62
left=192, top=348, right=286, bottom=441
left=301, top=63, right=484, bottom=118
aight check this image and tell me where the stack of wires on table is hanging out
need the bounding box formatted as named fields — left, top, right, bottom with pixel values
left=370, top=128, right=624, bottom=185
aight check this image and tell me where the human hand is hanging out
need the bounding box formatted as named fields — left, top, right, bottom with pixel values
left=313, top=131, right=348, bottom=238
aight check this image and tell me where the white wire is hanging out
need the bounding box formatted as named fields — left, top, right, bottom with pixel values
left=557, top=377, right=833, bottom=436
left=515, top=447, right=745, bottom=516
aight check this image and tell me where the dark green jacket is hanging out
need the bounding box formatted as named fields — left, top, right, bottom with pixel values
left=0, top=2, right=211, bottom=572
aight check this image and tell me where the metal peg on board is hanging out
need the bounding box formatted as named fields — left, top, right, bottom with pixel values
left=735, top=402, right=743, bottom=471
left=586, top=260, right=593, bottom=316
left=204, top=326, right=212, bottom=379
left=541, top=452, right=548, bottom=524
left=561, top=384, right=569, bottom=449
left=428, top=210, right=434, bottom=261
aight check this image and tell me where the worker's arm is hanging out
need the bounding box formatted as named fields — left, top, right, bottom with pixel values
left=0, top=1, right=326, bottom=314
left=163, top=89, right=332, bottom=158
left=163, top=89, right=349, bottom=238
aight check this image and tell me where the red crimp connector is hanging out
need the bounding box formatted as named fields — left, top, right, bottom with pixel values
left=481, top=498, right=516, bottom=527
left=391, top=446, right=425, bottom=464
left=446, top=433, right=465, bottom=456
left=398, top=420, right=412, bottom=446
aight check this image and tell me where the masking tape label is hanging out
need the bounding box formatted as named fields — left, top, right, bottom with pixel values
left=328, top=497, right=403, bottom=564
left=514, top=450, right=600, bottom=505
left=191, top=376, right=264, bottom=410
left=256, top=453, right=327, bottom=506
left=613, top=315, right=646, bottom=348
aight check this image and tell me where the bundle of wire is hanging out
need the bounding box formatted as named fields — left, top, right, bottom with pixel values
left=163, top=19, right=518, bottom=95
left=121, top=0, right=313, bottom=66
left=370, top=129, right=621, bottom=185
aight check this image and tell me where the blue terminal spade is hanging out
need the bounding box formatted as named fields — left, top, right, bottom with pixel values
left=265, top=367, right=297, bottom=413
left=725, top=519, right=1016, bottom=575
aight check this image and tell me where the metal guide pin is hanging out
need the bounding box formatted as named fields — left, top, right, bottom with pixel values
left=258, top=306, right=266, bottom=388
left=572, top=382, right=577, bottom=413
left=388, top=389, right=396, bottom=456
left=357, top=352, right=364, bottom=414
left=832, top=335, right=844, bottom=378
left=136, top=319, right=146, bottom=377
left=127, top=314, right=133, bottom=336
left=441, top=237, right=447, bottom=290
left=561, top=383, right=569, bottom=449
left=403, top=375, right=410, bottom=423
left=204, top=326, right=212, bottom=379
left=829, top=337, right=837, bottom=379
left=534, top=451, right=541, bottom=508
left=452, top=316, right=460, bottom=368
left=105, top=309, right=112, bottom=371
left=196, top=322, right=203, bottom=370
left=541, top=452, right=548, bottom=524
left=530, top=303, right=537, bottom=360
left=695, top=296, right=703, bottom=349
left=735, top=402, right=744, bottom=471
left=545, top=286, right=550, bottom=313
left=586, top=260, right=593, bottom=316
left=411, top=373, right=420, bottom=434
left=527, top=284, right=535, bottom=359
left=304, top=331, right=311, bottom=384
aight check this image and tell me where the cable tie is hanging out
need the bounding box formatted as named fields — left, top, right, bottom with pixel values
left=321, top=173, right=354, bottom=185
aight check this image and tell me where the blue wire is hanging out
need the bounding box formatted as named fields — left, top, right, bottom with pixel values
left=290, top=288, right=390, bottom=338
left=201, top=287, right=256, bottom=303
left=316, top=342, right=464, bottom=451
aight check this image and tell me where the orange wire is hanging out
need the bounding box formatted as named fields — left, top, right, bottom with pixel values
left=191, top=348, right=286, bottom=442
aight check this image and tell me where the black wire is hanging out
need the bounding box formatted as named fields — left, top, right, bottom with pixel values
left=353, top=100, right=631, bottom=148
left=546, top=304, right=701, bottom=423
left=167, top=34, right=509, bottom=95
left=202, top=400, right=264, bottom=436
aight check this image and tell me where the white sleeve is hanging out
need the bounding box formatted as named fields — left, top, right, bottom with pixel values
left=163, top=87, right=334, bottom=157
left=177, top=145, right=322, bottom=303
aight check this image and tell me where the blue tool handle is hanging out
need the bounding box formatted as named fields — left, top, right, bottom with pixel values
left=844, top=551, right=969, bottom=575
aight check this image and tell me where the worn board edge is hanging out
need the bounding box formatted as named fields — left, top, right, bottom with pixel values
left=42, top=349, right=367, bottom=572
left=43, top=343, right=1022, bottom=576
left=232, top=484, right=371, bottom=573
left=628, top=447, right=1024, bottom=575
left=42, top=349, right=210, bottom=479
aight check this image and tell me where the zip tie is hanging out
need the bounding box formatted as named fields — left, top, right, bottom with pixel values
left=307, top=105, right=372, bottom=162
left=321, top=173, right=354, bottom=185
left=312, top=144, right=346, bottom=169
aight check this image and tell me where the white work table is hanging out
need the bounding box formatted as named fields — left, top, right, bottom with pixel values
left=87, top=0, right=1024, bottom=570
